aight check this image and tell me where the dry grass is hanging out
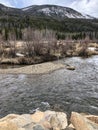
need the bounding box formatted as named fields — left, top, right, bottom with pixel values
left=0, top=40, right=98, bottom=65
left=0, top=58, right=19, bottom=64
left=18, top=57, right=34, bottom=65
left=88, top=43, right=98, bottom=48
left=75, top=42, right=95, bottom=57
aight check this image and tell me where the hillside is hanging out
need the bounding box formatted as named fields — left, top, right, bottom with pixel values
left=0, top=4, right=95, bottom=19
left=0, top=4, right=98, bottom=40
left=22, top=4, right=94, bottom=19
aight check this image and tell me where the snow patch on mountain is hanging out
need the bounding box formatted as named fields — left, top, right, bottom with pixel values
left=82, top=13, right=94, bottom=19
left=22, top=7, right=32, bottom=11
left=39, top=8, right=51, bottom=16
left=36, top=7, right=94, bottom=19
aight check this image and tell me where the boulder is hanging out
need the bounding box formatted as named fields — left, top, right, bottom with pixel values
left=65, top=124, right=75, bottom=130
left=85, top=115, right=98, bottom=124
left=70, top=112, right=98, bottom=130
left=18, top=129, right=25, bottom=130
left=0, top=114, right=19, bottom=122
left=31, top=110, right=68, bottom=130
left=41, top=121, right=51, bottom=129
left=0, top=111, right=68, bottom=130
left=11, top=114, right=33, bottom=128
left=0, top=114, right=34, bottom=130
left=65, top=127, right=75, bottom=130
left=33, top=124, right=45, bottom=130
left=44, top=110, right=68, bottom=130
left=31, top=111, right=44, bottom=123
left=23, top=122, right=35, bottom=130
left=68, top=124, right=75, bottom=129
left=0, top=121, right=18, bottom=130
left=66, top=66, right=75, bottom=70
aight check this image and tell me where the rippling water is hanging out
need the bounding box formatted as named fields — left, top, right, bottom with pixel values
left=0, top=56, right=98, bottom=117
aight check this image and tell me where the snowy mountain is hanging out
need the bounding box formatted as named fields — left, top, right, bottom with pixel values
left=0, top=4, right=95, bottom=19
left=22, top=5, right=95, bottom=19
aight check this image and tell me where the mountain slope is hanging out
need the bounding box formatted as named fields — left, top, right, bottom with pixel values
left=0, top=4, right=95, bottom=19
left=22, top=5, right=94, bottom=19
left=0, top=4, right=22, bottom=17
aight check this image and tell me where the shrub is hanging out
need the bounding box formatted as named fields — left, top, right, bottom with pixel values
left=18, top=57, right=34, bottom=65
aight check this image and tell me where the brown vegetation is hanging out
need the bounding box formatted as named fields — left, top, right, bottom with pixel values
left=0, top=29, right=98, bottom=65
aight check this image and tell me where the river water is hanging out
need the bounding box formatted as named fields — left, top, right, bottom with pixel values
left=0, top=56, right=98, bottom=117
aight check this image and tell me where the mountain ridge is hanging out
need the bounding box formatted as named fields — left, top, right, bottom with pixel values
left=0, top=3, right=95, bottom=19
left=22, top=4, right=95, bottom=19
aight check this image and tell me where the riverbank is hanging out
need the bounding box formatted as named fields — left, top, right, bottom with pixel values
left=0, top=62, right=65, bottom=74
left=0, top=110, right=98, bottom=130
left=0, top=41, right=98, bottom=66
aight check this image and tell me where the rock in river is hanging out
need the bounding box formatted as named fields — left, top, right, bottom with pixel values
left=66, top=65, right=75, bottom=70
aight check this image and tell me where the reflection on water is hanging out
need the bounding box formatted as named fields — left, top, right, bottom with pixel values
left=0, top=56, right=98, bottom=117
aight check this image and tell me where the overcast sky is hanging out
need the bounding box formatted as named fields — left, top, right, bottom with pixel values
left=0, top=0, right=98, bottom=17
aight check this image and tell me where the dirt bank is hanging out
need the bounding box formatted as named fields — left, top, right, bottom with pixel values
left=0, top=62, right=65, bottom=74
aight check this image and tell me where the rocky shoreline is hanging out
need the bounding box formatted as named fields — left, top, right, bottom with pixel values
left=0, top=110, right=98, bottom=130
left=0, top=62, right=65, bottom=74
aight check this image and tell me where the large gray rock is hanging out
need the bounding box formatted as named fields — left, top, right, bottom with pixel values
left=66, top=65, right=75, bottom=70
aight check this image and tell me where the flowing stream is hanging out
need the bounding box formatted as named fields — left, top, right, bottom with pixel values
left=0, top=56, right=98, bottom=117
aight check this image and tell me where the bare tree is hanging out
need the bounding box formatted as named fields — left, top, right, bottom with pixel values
left=6, top=31, right=17, bottom=58
left=23, top=28, right=35, bottom=57
left=0, top=35, right=4, bottom=63
left=23, top=28, right=57, bottom=57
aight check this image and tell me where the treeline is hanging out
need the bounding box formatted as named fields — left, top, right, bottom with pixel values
left=56, top=32, right=98, bottom=40
left=0, top=16, right=98, bottom=41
